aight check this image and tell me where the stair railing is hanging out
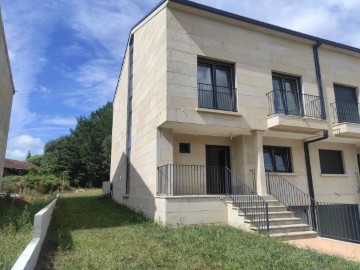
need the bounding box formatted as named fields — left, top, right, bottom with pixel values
left=264, top=170, right=360, bottom=243
left=225, top=168, right=269, bottom=234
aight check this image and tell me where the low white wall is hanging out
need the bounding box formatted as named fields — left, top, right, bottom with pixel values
left=155, top=195, right=228, bottom=226
left=11, top=194, right=59, bottom=270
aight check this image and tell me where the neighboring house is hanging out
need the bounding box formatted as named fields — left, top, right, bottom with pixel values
left=111, top=0, right=360, bottom=242
left=0, top=9, right=15, bottom=190
left=3, top=159, right=42, bottom=176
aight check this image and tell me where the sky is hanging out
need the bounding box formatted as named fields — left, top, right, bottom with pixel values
left=2, top=0, right=360, bottom=160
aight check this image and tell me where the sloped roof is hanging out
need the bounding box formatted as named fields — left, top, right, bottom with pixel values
left=4, top=159, right=42, bottom=171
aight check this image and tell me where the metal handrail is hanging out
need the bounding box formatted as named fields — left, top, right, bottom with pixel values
left=330, top=101, right=360, bottom=124
left=225, top=168, right=269, bottom=234
left=157, top=164, right=269, bottom=234
left=198, top=83, right=237, bottom=112
left=263, top=169, right=360, bottom=243
left=266, top=89, right=325, bottom=119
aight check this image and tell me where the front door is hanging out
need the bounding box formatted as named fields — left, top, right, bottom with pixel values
left=206, top=145, right=231, bottom=194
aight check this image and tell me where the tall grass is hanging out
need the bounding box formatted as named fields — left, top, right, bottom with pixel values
left=0, top=194, right=54, bottom=270
left=36, top=190, right=360, bottom=270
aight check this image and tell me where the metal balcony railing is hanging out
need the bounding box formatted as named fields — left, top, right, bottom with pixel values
left=198, top=83, right=237, bottom=112
left=331, top=101, right=360, bottom=124
left=267, top=90, right=325, bottom=119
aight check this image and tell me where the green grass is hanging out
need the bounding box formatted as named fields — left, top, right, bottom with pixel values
left=36, top=189, right=360, bottom=270
left=0, top=194, right=54, bottom=270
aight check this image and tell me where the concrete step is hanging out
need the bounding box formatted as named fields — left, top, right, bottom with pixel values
left=242, top=205, right=288, bottom=213
left=270, top=231, right=318, bottom=241
left=246, top=217, right=302, bottom=226
left=234, top=200, right=282, bottom=207
left=240, top=211, right=295, bottom=219
left=252, top=224, right=311, bottom=234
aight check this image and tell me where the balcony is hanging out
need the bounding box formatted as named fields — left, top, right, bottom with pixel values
left=331, top=101, right=360, bottom=138
left=266, top=90, right=327, bottom=133
left=198, top=83, right=237, bottom=112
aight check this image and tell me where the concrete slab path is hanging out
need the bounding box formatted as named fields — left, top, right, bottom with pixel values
left=287, top=237, right=360, bottom=262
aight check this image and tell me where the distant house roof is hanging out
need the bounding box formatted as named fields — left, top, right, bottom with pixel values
left=4, top=159, right=42, bottom=171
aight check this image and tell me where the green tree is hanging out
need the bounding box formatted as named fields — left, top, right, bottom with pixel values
left=26, top=155, right=43, bottom=167
left=42, top=102, right=113, bottom=187
left=26, top=151, right=31, bottom=160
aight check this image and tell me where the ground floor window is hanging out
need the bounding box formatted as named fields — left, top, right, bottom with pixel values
left=263, top=146, right=292, bottom=172
left=319, top=149, right=344, bottom=174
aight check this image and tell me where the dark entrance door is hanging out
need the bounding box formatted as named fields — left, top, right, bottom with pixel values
left=334, top=85, right=359, bottom=123
left=206, top=145, right=231, bottom=194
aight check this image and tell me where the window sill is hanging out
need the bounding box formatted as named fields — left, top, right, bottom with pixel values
left=196, top=107, right=241, bottom=116
left=321, top=174, right=350, bottom=177
left=123, top=194, right=130, bottom=199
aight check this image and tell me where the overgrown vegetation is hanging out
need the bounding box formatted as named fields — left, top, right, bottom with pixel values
left=37, top=190, right=360, bottom=270
left=39, top=102, right=112, bottom=187
left=0, top=194, right=53, bottom=270
left=2, top=169, right=71, bottom=194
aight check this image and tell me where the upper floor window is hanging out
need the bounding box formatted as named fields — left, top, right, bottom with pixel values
left=263, top=146, right=292, bottom=173
left=271, top=73, right=302, bottom=116
left=197, top=58, right=237, bottom=112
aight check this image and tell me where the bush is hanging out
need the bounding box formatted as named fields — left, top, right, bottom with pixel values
left=2, top=171, right=71, bottom=194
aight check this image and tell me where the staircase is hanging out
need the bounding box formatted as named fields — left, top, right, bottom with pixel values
left=229, top=195, right=318, bottom=241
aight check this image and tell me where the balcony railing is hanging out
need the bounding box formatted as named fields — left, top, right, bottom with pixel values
left=267, top=90, right=325, bottom=119
left=198, top=83, right=237, bottom=112
left=331, top=101, right=360, bottom=124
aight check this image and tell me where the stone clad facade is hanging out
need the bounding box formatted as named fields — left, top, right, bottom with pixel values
left=111, top=0, right=360, bottom=226
left=0, top=10, right=15, bottom=190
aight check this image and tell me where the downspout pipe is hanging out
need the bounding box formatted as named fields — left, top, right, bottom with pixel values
left=313, top=42, right=326, bottom=119
left=304, top=130, right=328, bottom=229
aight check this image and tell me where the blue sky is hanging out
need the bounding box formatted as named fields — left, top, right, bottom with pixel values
left=2, top=0, right=360, bottom=160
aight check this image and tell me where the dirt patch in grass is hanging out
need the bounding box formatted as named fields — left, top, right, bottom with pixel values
left=36, top=189, right=360, bottom=270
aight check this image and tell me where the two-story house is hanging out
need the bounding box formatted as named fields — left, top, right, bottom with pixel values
left=0, top=10, right=15, bottom=191
left=110, top=0, right=360, bottom=242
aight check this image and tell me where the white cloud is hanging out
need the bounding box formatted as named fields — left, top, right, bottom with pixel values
left=6, top=135, right=45, bottom=160
left=42, top=116, right=77, bottom=126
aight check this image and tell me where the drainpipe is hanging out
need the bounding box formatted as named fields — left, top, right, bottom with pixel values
left=313, top=42, right=326, bottom=119
left=304, top=131, right=328, bottom=229
left=303, top=42, right=328, bottom=230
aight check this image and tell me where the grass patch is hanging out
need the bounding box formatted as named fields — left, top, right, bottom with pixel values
left=37, top=189, right=360, bottom=270
left=0, top=194, right=54, bottom=270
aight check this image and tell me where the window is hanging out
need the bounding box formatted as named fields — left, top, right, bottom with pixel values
left=179, top=143, right=190, bottom=153
left=263, top=146, right=292, bottom=172
left=319, top=150, right=344, bottom=174
left=197, top=58, right=236, bottom=111
left=271, top=73, right=302, bottom=116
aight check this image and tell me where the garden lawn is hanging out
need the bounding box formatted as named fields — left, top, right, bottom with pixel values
left=37, top=189, right=360, bottom=270
left=0, top=194, right=54, bottom=270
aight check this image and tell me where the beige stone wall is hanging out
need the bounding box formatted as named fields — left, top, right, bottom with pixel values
left=0, top=12, right=14, bottom=189
left=110, top=7, right=168, bottom=218
left=165, top=7, right=320, bottom=131
left=155, top=196, right=228, bottom=226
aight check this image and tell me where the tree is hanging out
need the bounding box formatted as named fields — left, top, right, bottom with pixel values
left=26, top=155, right=43, bottom=167
left=42, top=102, right=113, bottom=187
left=26, top=150, right=31, bottom=160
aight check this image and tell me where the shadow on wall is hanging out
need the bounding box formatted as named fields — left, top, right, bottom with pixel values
left=110, top=152, right=157, bottom=220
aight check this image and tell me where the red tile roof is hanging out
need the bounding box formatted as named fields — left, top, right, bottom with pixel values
left=4, top=159, right=42, bottom=171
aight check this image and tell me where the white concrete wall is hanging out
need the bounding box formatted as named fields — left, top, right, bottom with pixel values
left=11, top=195, right=59, bottom=270
left=0, top=11, right=14, bottom=190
